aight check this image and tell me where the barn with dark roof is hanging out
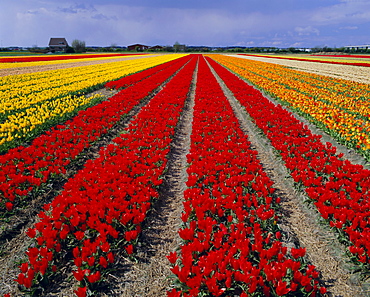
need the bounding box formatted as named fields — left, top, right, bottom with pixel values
left=48, top=38, right=69, bottom=52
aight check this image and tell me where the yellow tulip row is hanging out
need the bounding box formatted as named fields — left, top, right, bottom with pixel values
left=208, top=54, right=370, bottom=151
left=0, top=93, right=102, bottom=146
left=0, top=53, right=151, bottom=69
left=0, top=54, right=184, bottom=115
left=0, top=54, right=187, bottom=147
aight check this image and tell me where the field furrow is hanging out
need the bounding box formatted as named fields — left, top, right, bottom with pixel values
left=208, top=54, right=370, bottom=161
left=207, top=56, right=368, bottom=297
left=0, top=54, right=186, bottom=151
left=206, top=55, right=370, bottom=295
left=0, top=56, right=191, bottom=217
left=2, top=55, right=196, bottom=296
left=168, top=56, right=325, bottom=297
left=1, top=53, right=369, bottom=297
left=228, top=54, right=370, bottom=85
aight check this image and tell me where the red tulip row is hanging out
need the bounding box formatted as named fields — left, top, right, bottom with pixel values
left=206, top=56, right=370, bottom=265
left=0, top=53, right=145, bottom=63
left=311, top=54, right=370, bottom=59
left=105, top=55, right=189, bottom=89
left=0, top=55, right=191, bottom=213
left=167, top=56, right=325, bottom=297
left=14, top=56, right=197, bottom=296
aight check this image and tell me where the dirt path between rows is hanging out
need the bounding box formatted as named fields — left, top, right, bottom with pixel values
left=207, top=59, right=370, bottom=297
left=97, top=58, right=198, bottom=297
left=93, top=55, right=370, bottom=297
left=2, top=55, right=370, bottom=296
left=0, top=54, right=161, bottom=77
left=0, top=59, right=188, bottom=296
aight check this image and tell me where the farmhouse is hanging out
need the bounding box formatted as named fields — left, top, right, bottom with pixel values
left=127, top=44, right=150, bottom=51
left=149, top=45, right=164, bottom=51
left=48, top=38, right=69, bottom=52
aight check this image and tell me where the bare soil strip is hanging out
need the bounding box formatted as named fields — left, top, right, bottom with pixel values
left=0, top=54, right=161, bottom=77
left=229, top=54, right=370, bottom=85
left=0, top=60, right=190, bottom=296
left=258, top=89, right=370, bottom=170
left=224, top=54, right=370, bottom=169
left=207, top=59, right=370, bottom=297
left=97, top=58, right=198, bottom=297
left=3, top=55, right=369, bottom=296
left=0, top=89, right=147, bottom=296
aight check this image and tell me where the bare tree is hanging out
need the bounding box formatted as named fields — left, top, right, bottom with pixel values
left=72, top=39, right=86, bottom=53
left=173, top=41, right=181, bottom=52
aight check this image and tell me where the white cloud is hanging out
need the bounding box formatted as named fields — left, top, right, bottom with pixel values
left=1, top=0, right=369, bottom=48
left=339, top=26, right=358, bottom=30
left=90, top=5, right=283, bottom=46
left=294, top=26, right=320, bottom=36
left=56, top=4, right=97, bottom=14
left=311, top=0, right=370, bottom=24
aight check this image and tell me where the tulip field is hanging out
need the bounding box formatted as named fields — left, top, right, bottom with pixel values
left=238, top=53, right=370, bottom=68
left=0, top=52, right=370, bottom=296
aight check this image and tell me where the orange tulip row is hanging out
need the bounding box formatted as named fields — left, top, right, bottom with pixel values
left=209, top=54, right=370, bottom=156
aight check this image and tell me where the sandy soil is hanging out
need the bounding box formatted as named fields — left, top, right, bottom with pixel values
left=208, top=59, right=370, bottom=297
left=107, top=65, right=197, bottom=297
left=0, top=57, right=188, bottom=297
left=1, top=56, right=369, bottom=297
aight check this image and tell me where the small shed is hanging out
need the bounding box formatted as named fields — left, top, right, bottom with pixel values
left=127, top=44, right=150, bottom=51
left=49, top=38, right=69, bottom=52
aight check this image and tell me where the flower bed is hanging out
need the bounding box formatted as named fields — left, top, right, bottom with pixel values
left=210, top=54, right=370, bottom=160
left=0, top=53, right=146, bottom=63
left=311, top=54, right=370, bottom=59
left=167, top=56, right=325, bottom=297
left=13, top=55, right=197, bottom=296
left=0, top=55, right=186, bottom=150
left=239, top=54, right=370, bottom=67
left=0, top=55, right=190, bottom=213
left=206, top=56, right=370, bottom=267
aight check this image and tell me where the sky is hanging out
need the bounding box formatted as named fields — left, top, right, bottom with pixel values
left=1, top=0, right=369, bottom=48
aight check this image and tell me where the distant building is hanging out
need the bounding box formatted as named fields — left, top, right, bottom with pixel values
left=7, top=47, right=22, bottom=51
left=297, top=48, right=312, bottom=52
left=149, top=45, right=164, bottom=51
left=127, top=44, right=150, bottom=51
left=344, top=44, right=370, bottom=50
left=49, top=38, right=69, bottom=52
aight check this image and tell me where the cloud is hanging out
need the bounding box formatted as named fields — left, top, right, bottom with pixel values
left=1, top=0, right=370, bottom=48
left=311, top=0, right=370, bottom=24
left=57, top=4, right=97, bottom=14
left=25, top=9, right=41, bottom=15
left=91, top=13, right=114, bottom=20
left=294, top=26, right=320, bottom=36
left=339, top=26, right=358, bottom=30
